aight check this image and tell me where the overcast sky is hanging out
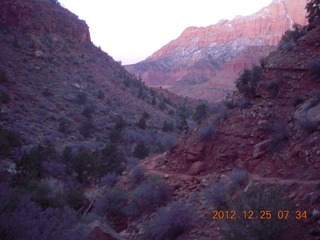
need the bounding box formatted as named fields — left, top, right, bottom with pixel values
left=59, top=0, right=273, bottom=64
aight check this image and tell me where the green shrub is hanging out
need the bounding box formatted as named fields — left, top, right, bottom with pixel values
left=95, top=187, right=128, bottom=218
left=235, top=66, right=262, bottom=98
left=76, top=92, right=87, bottom=105
left=159, top=101, right=167, bottom=110
left=132, top=143, right=149, bottom=159
left=97, top=90, right=105, bottom=99
left=0, top=127, right=21, bottom=156
left=79, top=119, right=94, bottom=137
left=144, top=202, right=193, bottom=240
left=219, top=186, right=296, bottom=240
left=278, top=24, right=306, bottom=49
left=82, top=105, right=95, bottom=119
left=162, top=120, right=175, bottom=132
left=306, top=0, right=320, bottom=24
left=199, top=126, right=219, bottom=142
left=137, top=117, right=147, bottom=129
left=0, top=92, right=9, bottom=104
left=66, top=186, right=87, bottom=210
left=58, top=118, right=71, bottom=134
left=0, top=71, right=7, bottom=83
left=310, top=57, right=320, bottom=81
left=193, top=103, right=210, bottom=125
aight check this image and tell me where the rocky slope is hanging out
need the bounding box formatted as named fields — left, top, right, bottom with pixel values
left=126, top=0, right=308, bottom=102
left=0, top=0, right=200, bottom=154
left=144, top=24, right=320, bottom=239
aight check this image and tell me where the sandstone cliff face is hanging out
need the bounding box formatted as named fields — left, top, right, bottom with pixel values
left=0, top=0, right=91, bottom=43
left=126, top=0, right=308, bottom=102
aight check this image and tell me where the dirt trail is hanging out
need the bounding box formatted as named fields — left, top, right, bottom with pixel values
left=139, top=154, right=320, bottom=186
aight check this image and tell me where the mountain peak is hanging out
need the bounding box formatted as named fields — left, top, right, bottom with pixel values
left=126, top=0, right=308, bottom=102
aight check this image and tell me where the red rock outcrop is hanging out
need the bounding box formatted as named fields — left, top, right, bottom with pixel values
left=126, top=0, right=308, bottom=102
left=0, top=0, right=91, bottom=43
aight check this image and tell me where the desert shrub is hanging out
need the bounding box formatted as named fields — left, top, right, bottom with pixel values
left=219, top=186, right=296, bottom=240
left=27, top=179, right=66, bottom=209
left=268, top=123, right=289, bottom=153
left=132, top=143, right=149, bottom=159
left=306, top=0, right=320, bottom=24
left=99, top=172, right=119, bottom=188
left=227, top=169, right=248, bottom=186
left=142, top=111, right=150, bottom=119
left=309, top=57, right=320, bottom=81
left=168, top=109, right=175, bottom=115
left=97, top=89, right=105, bottom=99
left=70, top=149, right=96, bottom=183
left=144, top=201, right=193, bottom=240
left=0, top=71, right=7, bottom=83
left=159, top=101, right=167, bottom=110
left=127, top=179, right=172, bottom=217
left=94, top=187, right=128, bottom=218
left=262, top=122, right=289, bottom=153
left=162, top=120, right=175, bottom=132
left=0, top=127, right=21, bottom=156
left=137, top=117, right=147, bottom=129
left=267, top=80, right=281, bottom=97
left=100, top=144, right=125, bottom=176
left=279, top=24, right=306, bottom=49
left=65, top=186, right=87, bottom=210
left=58, top=117, right=72, bottom=134
left=0, top=92, right=9, bottom=104
left=297, top=117, right=318, bottom=134
left=76, top=92, right=87, bottom=105
left=200, top=125, right=219, bottom=142
left=129, top=166, right=146, bottom=186
left=205, top=182, right=229, bottom=210
left=79, top=119, right=94, bottom=137
left=17, top=144, right=59, bottom=180
left=0, top=184, right=86, bottom=240
left=237, top=99, right=253, bottom=109
left=235, top=66, right=262, bottom=98
left=291, top=95, right=304, bottom=107
left=82, top=105, right=95, bottom=119
left=193, top=103, right=210, bottom=125
left=159, top=135, right=177, bottom=151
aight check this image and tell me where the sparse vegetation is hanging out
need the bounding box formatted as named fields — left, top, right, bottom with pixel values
left=193, top=103, right=210, bottom=125
left=309, top=57, right=320, bottom=81
left=137, top=117, right=147, bottom=129
left=306, top=0, right=320, bottom=24
left=162, top=120, right=175, bottom=132
left=0, top=126, right=21, bottom=156
left=76, top=92, right=87, bottom=105
left=144, top=202, right=193, bottom=240
left=278, top=24, right=306, bottom=50
left=219, top=185, right=296, bottom=240
left=199, top=125, right=219, bottom=142
left=79, top=119, right=94, bottom=137
left=132, top=143, right=149, bottom=159
left=235, top=66, right=262, bottom=98
left=0, top=71, right=7, bottom=83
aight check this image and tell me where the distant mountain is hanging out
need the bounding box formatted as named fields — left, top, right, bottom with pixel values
left=126, top=0, right=308, bottom=102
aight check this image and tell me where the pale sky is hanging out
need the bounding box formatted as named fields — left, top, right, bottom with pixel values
left=59, top=0, right=273, bottom=64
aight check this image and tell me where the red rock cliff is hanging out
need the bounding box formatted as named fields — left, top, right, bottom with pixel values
left=0, top=0, right=91, bottom=43
left=126, top=0, right=308, bottom=102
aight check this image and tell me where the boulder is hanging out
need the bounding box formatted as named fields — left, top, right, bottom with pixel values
left=253, top=139, right=272, bottom=159
left=87, top=220, right=126, bottom=240
left=188, top=161, right=205, bottom=175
